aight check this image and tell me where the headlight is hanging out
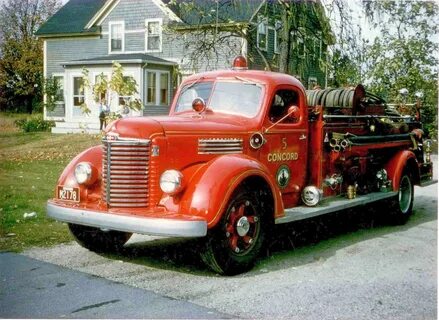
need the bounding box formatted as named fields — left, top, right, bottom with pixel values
left=74, top=162, right=93, bottom=185
left=160, top=170, right=184, bottom=195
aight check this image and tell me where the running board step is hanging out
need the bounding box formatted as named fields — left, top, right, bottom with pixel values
left=419, top=179, right=437, bottom=187
left=276, top=191, right=398, bottom=224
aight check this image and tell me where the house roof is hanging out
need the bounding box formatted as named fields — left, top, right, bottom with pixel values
left=35, top=0, right=108, bottom=37
left=63, top=53, right=177, bottom=66
left=163, top=0, right=264, bottom=26
left=36, top=0, right=263, bottom=38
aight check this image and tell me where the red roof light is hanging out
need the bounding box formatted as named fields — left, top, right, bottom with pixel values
left=232, top=56, right=248, bottom=70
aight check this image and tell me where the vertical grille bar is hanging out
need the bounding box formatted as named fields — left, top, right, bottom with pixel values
left=102, top=138, right=151, bottom=208
left=105, top=142, right=111, bottom=204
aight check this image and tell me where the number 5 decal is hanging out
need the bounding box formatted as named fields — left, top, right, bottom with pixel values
left=282, top=137, right=287, bottom=150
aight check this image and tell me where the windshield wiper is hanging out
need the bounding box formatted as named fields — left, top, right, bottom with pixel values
left=234, top=76, right=261, bottom=86
left=185, top=76, right=205, bottom=90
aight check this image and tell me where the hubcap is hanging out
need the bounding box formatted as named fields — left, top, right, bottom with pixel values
left=236, top=216, right=250, bottom=236
left=399, top=175, right=412, bottom=214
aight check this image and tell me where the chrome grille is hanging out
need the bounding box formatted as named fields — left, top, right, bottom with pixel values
left=102, top=139, right=150, bottom=208
left=198, top=138, right=243, bottom=154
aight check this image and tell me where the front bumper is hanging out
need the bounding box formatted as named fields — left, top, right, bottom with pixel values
left=47, top=201, right=207, bottom=237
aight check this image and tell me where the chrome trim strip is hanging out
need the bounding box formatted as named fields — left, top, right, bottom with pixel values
left=103, top=137, right=151, bottom=143
left=47, top=202, right=207, bottom=237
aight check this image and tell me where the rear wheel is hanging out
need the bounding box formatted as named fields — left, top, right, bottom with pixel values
left=68, top=224, right=132, bottom=253
left=389, top=171, right=414, bottom=224
left=200, top=186, right=269, bottom=275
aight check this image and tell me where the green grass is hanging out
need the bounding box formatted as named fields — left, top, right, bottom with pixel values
left=0, top=112, right=101, bottom=251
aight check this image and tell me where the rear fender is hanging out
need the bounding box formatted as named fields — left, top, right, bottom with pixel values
left=384, top=150, right=420, bottom=190
left=178, top=155, right=283, bottom=228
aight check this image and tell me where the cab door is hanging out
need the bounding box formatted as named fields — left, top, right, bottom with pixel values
left=260, top=85, right=308, bottom=208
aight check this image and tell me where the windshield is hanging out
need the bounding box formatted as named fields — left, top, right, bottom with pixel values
left=175, top=80, right=263, bottom=118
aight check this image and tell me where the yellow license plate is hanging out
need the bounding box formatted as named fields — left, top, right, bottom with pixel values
left=57, top=186, right=80, bottom=202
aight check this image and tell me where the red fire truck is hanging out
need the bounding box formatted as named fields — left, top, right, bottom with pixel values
left=47, top=57, right=435, bottom=275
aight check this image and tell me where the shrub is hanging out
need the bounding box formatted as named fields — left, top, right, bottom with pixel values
left=14, top=114, right=55, bottom=132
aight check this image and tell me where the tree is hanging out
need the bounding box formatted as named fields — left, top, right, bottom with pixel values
left=166, top=0, right=336, bottom=76
left=362, top=0, right=438, bottom=135
left=81, top=62, right=142, bottom=119
left=324, top=0, right=364, bottom=87
left=0, top=0, right=61, bottom=113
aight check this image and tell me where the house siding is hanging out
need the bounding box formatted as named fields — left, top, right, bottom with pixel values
left=45, top=37, right=109, bottom=117
left=125, top=33, right=145, bottom=52
left=46, top=37, right=107, bottom=76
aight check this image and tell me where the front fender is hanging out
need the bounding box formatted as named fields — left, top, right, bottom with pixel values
left=55, top=145, right=103, bottom=200
left=178, top=154, right=283, bottom=228
left=384, top=150, right=420, bottom=190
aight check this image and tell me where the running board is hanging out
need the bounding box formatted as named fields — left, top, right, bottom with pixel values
left=276, top=191, right=398, bottom=224
left=419, top=179, right=437, bottom=187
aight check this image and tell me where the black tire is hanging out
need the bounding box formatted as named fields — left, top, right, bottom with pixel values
left=68, top=224, right=132, bottom=253
left=389, top=171, right=414, bottom=225
left=200, top=186, right=270, bottom=275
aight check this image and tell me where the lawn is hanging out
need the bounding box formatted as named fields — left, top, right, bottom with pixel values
left=0, top=113, right=101, bottom=251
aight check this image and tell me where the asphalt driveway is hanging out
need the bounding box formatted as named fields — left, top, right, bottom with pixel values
left=0, top=252, right=229, bottom=318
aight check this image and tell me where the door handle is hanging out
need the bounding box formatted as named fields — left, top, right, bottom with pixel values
left=299, top=134, right=306, bottom=140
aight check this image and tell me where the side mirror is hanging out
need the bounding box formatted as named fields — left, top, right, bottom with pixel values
left=287, top=105, right=300, bottom=121
left=192, top=97, right=206, bottom=113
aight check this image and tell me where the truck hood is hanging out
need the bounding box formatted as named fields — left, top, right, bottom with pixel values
left=106, top=114, right=251, bottom=140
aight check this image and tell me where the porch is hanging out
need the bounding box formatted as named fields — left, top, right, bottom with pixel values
left=45, top=53, right=177, bottom=133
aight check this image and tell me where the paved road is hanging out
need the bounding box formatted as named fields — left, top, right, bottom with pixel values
left=0, top=252, right=229, bottom=319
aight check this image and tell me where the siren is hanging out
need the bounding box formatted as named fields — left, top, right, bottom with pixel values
left=232, top=55, right=248, bottom=70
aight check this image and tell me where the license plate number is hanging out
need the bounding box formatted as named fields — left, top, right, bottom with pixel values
left=57, top=186, right=80, bottom=202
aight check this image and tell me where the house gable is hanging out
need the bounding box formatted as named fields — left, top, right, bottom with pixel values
left=164, top=0, right=263, bottom=27
left=99, top=0, right=169, bottom=54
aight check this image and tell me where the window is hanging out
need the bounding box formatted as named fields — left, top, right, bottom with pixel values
left=160, top=73, right=169, bottom=105
left=72, top=76, right=85, bottom=117
left=94, top=74, right=108, bottom=101
left=109, top=22, right=124, bottom=53
left=73, top=77, right=84, bottom=107
left=176, top=81, right=213, bottom=111
left=175, top=81, right=263, bottom=118
left=146, top=71, right=169, bottom=106
left=146, top=19, right=162, bottom=52
left=119, top=76, right=134, bottom=106
left=146, top=72, right=156, bottom=104
left=274, top=20, right=281, bottom=54
left=257, top=17, right=268, bottom=51
left=269, top=89, right=299, bottom=123
left=53, top=75, right=64, bottom=103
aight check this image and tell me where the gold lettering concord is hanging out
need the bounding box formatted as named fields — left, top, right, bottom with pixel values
left=268, top=152, right=299, bottom=162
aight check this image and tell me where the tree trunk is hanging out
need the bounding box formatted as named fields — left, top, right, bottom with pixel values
left=278, top=8, right=291, bottom=73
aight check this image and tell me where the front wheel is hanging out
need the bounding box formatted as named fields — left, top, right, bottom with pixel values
left=200, top=186, right=270, bottom=275
left=68, top=224, right=132, bottom=253
left=389, top=172, right=414, bottom=225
